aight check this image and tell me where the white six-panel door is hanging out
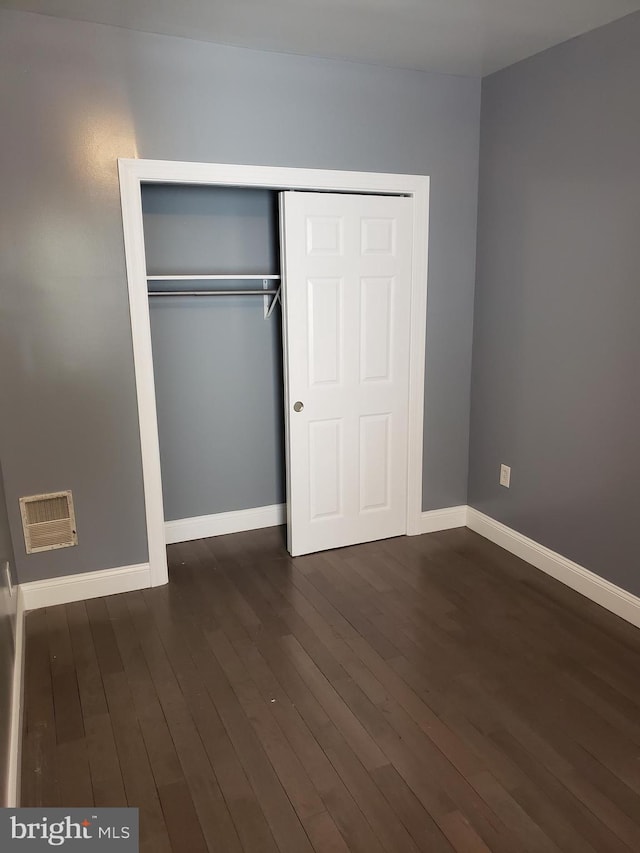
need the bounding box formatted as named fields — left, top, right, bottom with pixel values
left=281, top=191, right=413, bottom=556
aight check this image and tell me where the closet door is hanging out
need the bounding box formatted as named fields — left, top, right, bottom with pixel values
left=281, top=191, right=413, bottom=556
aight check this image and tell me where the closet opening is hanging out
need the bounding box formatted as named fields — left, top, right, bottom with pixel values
left=141, top=184, right=286, bottom=547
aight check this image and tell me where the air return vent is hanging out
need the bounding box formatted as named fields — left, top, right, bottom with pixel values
left=19, top=491, right=78, bottom=554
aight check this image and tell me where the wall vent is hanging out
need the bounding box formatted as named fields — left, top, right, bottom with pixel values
left=19, top=491, right=78, bottom=554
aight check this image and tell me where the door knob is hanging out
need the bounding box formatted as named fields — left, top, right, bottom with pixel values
left=293, top=401, right=304, bottom=413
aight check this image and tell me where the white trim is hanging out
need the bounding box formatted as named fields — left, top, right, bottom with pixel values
left=410, top=505, right=468, bottom=535
left=467, top=508, right=640, bottom=629
left=119, top=163, right=169, bottom=588
left=6, top=588, right=25, bottom=807
left=20, top=563, right=151, bottom=612
left=405, top=192, right=430, bottom=536
left=165, top=504, right=285, bottom=545
left=120, top=158, right=430, bottom=194
left=118, top=159, right=430, bottom=571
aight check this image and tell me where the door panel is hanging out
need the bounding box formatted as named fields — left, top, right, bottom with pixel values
left=281, top=191, right=412, bottom=556
left=359, top=413, right=391, bottom=512
left=309, top=419, right=343, bottom=519
left=360, top=276, right=394, bottom=382
left=308, top=277, right=342, bottom=385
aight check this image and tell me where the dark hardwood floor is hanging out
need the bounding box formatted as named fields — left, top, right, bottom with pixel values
left=21, top=527, right=640, bottom=852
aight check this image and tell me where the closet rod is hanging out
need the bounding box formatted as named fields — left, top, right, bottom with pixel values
left=148, top=289, right=278, bottom=297
left=147, top=274, right=280, bottom=281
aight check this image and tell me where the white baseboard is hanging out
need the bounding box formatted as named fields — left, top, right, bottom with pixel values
left=20, top=563, right=151, bottom=612
left=6, top=561, right=150, bottom=805
left=165, top=503, right=285, bottom=545
left=408, top=505, right=468, bottom=536
left=7, top=588, right=25, bottom=807
left=168, top=503, right=465, bottom=543
left=466, top=508, right=640, bottom=629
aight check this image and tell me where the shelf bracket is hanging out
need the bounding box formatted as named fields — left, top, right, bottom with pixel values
left=264, top=279, right=282, bottom=319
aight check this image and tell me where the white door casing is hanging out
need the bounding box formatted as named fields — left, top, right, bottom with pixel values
left=281, top=191, right=413, bottom=556
left=118, top=159, right=429, bottom=586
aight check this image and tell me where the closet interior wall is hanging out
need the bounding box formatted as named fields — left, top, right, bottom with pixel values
left=142, top=184, right=284, bottom=523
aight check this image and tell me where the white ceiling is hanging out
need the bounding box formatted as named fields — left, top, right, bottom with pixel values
left=2, top=0, right=639, bottom=76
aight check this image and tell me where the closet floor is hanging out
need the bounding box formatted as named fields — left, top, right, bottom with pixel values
left=21, top=526, right=640, bottom=852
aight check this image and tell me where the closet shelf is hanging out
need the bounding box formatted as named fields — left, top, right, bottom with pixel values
left=146, top=274, right=280, bottom=281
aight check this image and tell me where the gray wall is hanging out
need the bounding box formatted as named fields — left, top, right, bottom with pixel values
left=144, top=186, right=284, bottom=520
left=0, top=9, right=480, bottom=582
left=469, top=12, right=640, bottom=594
left=0, top=461, right=17, bottom=806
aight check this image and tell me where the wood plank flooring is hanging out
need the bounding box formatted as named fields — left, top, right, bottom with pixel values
left=21, top=527, right=640, bottom=852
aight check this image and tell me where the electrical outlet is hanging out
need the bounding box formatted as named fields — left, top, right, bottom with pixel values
left=499, top=464, right=511, bottom=488
left=3, top=561, right=13, bottom=598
